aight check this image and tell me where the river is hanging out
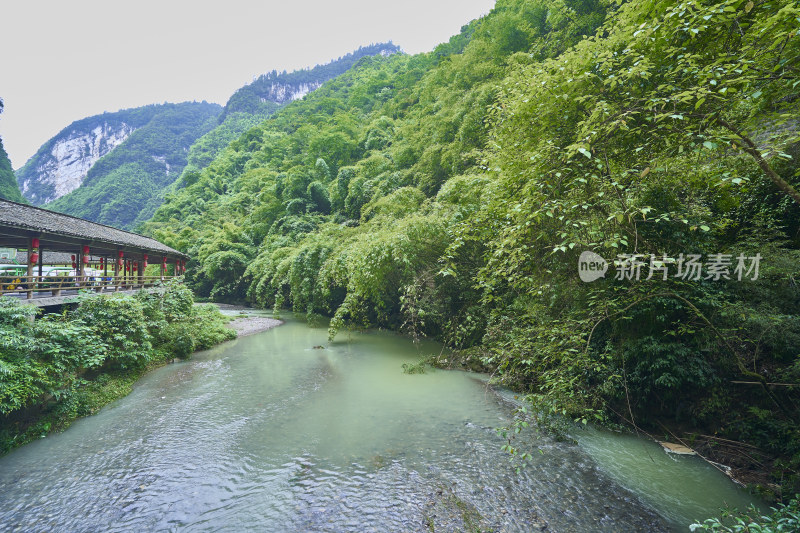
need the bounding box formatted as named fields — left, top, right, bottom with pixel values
left=0, top=315, right=760, bottom=532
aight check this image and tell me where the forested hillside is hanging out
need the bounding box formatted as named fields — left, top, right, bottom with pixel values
left=42, top=102, right=221, bottom=229
left=0, top=100, right=27, bottom=203
left=145, top=0, right=800, bottom=498
left=178, top=43, right=402, bottom=189
left=16, top=105, right=171, bottom=205
left=0, top=139, right=23, bottom=203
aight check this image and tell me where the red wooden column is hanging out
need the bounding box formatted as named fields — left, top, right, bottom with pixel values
left=26, top=237, right=34, bottom=299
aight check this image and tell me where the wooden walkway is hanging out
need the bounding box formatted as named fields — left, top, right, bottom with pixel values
left=4, top=286, right=164, bottom=307
left=0, top=199, right=188, bottom=301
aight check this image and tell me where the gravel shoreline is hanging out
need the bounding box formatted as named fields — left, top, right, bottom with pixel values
left=214, top=304, right=284, bottom=336
left=227, top=316, right=283, bottom=336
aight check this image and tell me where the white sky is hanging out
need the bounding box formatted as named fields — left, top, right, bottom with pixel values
left=0, top=0, right=495, bottom=169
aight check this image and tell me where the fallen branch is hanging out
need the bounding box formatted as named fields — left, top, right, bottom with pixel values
left=693, top=434, right=763, bottom=450
left=731, top=381, right=800, bottom=387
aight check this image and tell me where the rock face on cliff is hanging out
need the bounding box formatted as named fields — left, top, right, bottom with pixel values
left=17, top=120, right=134, bottom=204
left=15, top=106, right=170, bottom=206
left=259, top=81, right=324, bottom=104
left=18, top=102, right=222, bottom=229
left=222, top=42, right=401, bottom=118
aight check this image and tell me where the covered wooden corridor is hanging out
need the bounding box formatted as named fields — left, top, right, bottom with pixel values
left=0, top=199, right=188, bottom=305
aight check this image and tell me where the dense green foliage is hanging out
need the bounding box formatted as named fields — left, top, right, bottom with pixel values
left=0, top=138, right=24, bottom=203
left=0, top=99, right=25, bottom=203
left=0, top=284, right=235, bottom=452
left=39, top=102, right=222, bottom=229
left=181, top=112, right=271, bottom=178
left=144, top=0, right=800, bottom=500
left=172, top=43, right=403, bottom=202
left=478, top=0, right=800, bottom=498
left=691, top=496, right=800, bottom=532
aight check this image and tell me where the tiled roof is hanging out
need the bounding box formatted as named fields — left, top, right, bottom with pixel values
left=0, top=200, right=186, bottom=258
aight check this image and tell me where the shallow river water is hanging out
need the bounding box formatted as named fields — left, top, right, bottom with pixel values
left=0, top=316, right=760, bottom=532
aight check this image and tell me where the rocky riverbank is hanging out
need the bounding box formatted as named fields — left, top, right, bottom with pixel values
left=215, top=304, right=283, bottom=336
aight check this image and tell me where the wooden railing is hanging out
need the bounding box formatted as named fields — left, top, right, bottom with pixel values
left=0, top=274, right=184, bottom=299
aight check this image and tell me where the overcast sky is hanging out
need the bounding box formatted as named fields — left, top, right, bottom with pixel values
left=0, top=0, right=495, bottom=169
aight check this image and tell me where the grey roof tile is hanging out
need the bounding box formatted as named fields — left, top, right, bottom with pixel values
left=0, top=200, right=186, bottom=258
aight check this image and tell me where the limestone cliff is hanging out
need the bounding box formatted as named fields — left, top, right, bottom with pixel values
left=17, top=121, right=134, bottom=204
left=18, top=102, right=222, bottom=229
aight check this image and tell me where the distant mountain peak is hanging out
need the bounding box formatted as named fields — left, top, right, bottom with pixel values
left=222, top=42, right=402, bottom=117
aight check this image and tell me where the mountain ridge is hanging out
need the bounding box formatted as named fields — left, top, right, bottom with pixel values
left=41, top=101, right=222, bottom=229
left=177, top=42, right=403, bottom=185
left=16, top=105, right=178, bottom=205
left=221, top=42, right=401, bottom=118
left=15, top=43, right=401, bottom=230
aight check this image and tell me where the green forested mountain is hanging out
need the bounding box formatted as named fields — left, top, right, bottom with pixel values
left=16, top=45, right=401, bottom=231
left=178, top=43, right=402, bottom=188
left=145, top=0, right=800, bottom=497
left=39, top=102, right=221, bottom=229
left=0, top=100, right=25, bottom=203
left=16, top=105, right=175, bottom=205
left=0, top=138, right=24, bottom=203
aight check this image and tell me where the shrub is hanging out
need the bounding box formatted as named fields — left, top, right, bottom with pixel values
left=157, top=281, right=195, bottom=321
left=690, top=496, right=800, bottom=532
left=160, top=322, right=197, bottom=359
left=188, top=304, right=236, bottom=350
left=34, top=314, right=107, bottom=372
left=72, top=294, right=152, bottom=368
